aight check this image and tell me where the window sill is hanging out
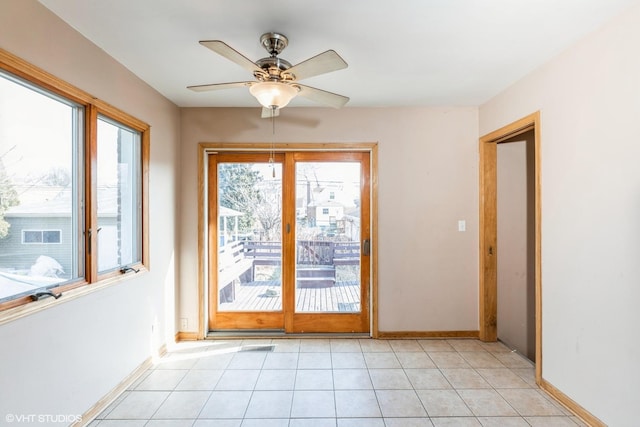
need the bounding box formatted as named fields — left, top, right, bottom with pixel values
left=0, top=266, right=147, bottom=327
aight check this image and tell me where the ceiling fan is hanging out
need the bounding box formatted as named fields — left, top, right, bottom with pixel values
left=187, top=32, right=349, bottom=116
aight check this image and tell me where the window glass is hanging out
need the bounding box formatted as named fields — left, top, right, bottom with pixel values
left=22, top=230, right=62, bottom=244
left=0, top=71, right=83, bottom=302
left=97, top=116, right=142, bottom=272
left=23, top=231, right=43, bottom=244
left=43, top=230, right=62, bottom=244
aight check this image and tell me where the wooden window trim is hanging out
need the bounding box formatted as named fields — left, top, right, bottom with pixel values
left=0, top=48, right=150, bottom=317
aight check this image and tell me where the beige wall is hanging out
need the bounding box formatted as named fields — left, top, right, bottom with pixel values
left=179, top=107, right=480, bottom=332
left=0, top=0, right=181, bottom=419
left=480, top=3, right=640, bottom=425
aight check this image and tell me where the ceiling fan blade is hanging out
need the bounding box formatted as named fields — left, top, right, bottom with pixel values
left=261, top=107, right=280, bottom=119
left=199, top=40, right=264, bottom=75
left=295, top=84, right=349, bottom=108
left=187, top=81, right=253, bottom=92
left=283, top=50, right=347, bottom=81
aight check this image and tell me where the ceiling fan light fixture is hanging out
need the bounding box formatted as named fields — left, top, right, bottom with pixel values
left=249, top=81, right=298, bottom=109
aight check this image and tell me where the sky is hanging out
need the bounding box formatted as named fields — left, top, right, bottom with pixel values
left=0, top=73, right=75, bottom=182
left=0, top=72, right=122, bottom=189
left=252, top=161, right=361, bottom=202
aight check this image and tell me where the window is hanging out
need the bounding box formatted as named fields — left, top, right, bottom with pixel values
left=0, top=50, right=149, bottom=311
left=22, top=230, right=62, bottom=244
left=322, top=208, right=330, bottom=215
left=0, top=69, right=83, bottom=304
left=97, top=117, right=142, bottom=272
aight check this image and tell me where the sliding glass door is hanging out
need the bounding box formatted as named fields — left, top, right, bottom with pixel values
left=208, top=151, right=370, bottom=333
left=288, top=152, right=370, bottom=333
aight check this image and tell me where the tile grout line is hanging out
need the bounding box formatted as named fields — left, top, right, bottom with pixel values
left=96, top=338, right=582, bottom=425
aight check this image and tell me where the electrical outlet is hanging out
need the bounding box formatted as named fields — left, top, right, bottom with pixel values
left=180, top=318, right=188, bottom=330
left=458, top=220, right=466, bottom=232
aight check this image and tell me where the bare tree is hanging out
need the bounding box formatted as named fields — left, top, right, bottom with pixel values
left=0, top=157, right=19, bottom=239
left=254, top=180, right=281, bottom=240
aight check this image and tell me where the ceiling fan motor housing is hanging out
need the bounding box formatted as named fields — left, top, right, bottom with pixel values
left=256, top=33, right=294, bottom=81
left=255, top=57, right=293, bottom=81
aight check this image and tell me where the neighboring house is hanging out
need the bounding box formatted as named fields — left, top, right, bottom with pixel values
left=1, top=186, right=73, bottom=276
left=306, top=187, right=358, bottom=239
left=307, top=199, right=344, bottom=228
left=0, top=185, right=119, bottom=278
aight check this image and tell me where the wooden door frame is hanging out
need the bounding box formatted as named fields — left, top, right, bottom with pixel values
left=479, top=112, right=542, bottom=383
left=196, top=142, right=379, bottom=338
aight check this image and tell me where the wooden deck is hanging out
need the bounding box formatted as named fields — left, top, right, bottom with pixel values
left=218, top=280, right=361, bottom=313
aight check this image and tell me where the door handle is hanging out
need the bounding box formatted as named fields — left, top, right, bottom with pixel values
left=87, top=227, right=102, bottom=254
left=362, top=239, right=370, bottom=256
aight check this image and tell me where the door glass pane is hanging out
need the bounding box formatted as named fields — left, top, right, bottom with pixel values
left=0, top=71, right=83, bottom=303
left=217, top=162, right=282, bottom=311
left=295, top=162, right=361, bottom=313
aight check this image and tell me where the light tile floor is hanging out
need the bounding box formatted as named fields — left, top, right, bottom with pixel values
left=90, top=338, right=587, bottom=427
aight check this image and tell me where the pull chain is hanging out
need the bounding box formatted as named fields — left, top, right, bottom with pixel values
left=269, top=106, right=276, bottom=177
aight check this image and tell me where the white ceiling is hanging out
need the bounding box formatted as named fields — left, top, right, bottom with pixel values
left=39, top=0, right=639, bottom=108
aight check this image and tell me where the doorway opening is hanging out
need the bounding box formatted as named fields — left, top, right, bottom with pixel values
left=497, top=130, right=535, bottom=362
left=479, top=112, right=541, bottom=383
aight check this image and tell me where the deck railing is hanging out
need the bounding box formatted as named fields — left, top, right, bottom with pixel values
left=242, top=240, right=360, bottom=266
left=218, top=240, right=361, bottom=300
